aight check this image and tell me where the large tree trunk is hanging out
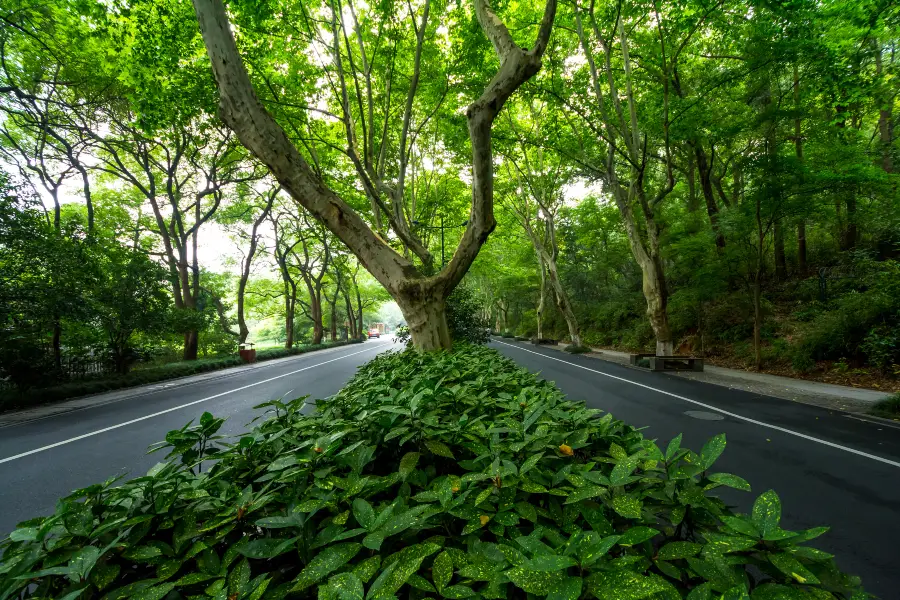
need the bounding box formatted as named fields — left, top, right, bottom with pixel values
left=183, top=330, right=199, bottom=361
left=794, top=65, right=807, bottom=277
left=876, top=44, right=894, bottom=173
left=397, top=293, right=451, bottom=352
left=798, top=222, right=807, bottom=276
left=329, top=301, right=338, bottom=341
left=190, top=0, right=556, bottom=352
left=615, top=196, right=673, bottom=356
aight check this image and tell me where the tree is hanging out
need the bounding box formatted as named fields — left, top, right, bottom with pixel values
left=90, top=243, right=171, bottom=374
left=190, top=0, right=557, bottom=350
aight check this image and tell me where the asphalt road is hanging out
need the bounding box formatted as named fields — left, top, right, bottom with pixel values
left=1, top=337, right=898, bottom=596
left=0, top=338, right=395, bottom=535
left=490, top=340, right=900, bottom=598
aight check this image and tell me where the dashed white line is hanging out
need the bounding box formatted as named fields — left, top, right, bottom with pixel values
left=0, top=345, right=382, bottom=465
left=495, top=340, right=900, bottom=469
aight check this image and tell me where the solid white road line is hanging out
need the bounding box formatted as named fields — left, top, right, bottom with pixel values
left=495, top=340, right=900, bottom=469
left=0, top=345, right=382, bottom=465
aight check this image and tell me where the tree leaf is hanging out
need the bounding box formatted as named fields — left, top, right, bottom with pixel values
left=329, top=572, right=364, bottom=600
left=522, top=555, right=577, bottom=572
left=238, top=538, right=296, bottom=559
left=751, top=490, right=781, bottom=537
left=618, top=526, right=659, bottom=547
left=547, top=577, right=582, bottom=600
left=564, top=485, right=607, bottom=504
left=658, top=541, right=703, bottom=560
left=611, top=494, right=642, bottom=519
left=291, top=543, right=362, bottom=591
left=519, top=452, right=544, bottom=475
left=587, top=570, right=671, bottom=600
left=505, top=567, right=564, bottom=594
left=352, top=498, right=375, bottom=530
left=665, top=434, right=682, bottom=462
left=432, top=551, right=453, bottom=592
left=425, top=440, right=454, bottom=458
left=399, top=452, right=420, bottom=479
left=708, top=473, right=751, bottom=492
left=700, top=434, right=727, bottom=470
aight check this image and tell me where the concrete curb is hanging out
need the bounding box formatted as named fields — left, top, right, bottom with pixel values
left=0, top=343, right=374, bottom=428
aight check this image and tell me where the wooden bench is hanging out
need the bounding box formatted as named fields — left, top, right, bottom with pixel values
left=647, top=356, right=704, bottom=372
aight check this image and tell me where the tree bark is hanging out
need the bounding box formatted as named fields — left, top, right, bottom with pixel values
left=774, top=220, right=787, bottom=280
left=694, top=145, right=725, bottom=249
left=238, top=188, right=277, bottom=344
left=190, top=0, right=556, bottom=351
left=183, top=330, right=199, bottom=361
left=794, top=64, right=807, bottom=276
left=536, top=260, right=546, bottom=339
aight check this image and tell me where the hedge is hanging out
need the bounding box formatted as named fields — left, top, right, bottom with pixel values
left=0, top=339, right=364, bottom=412
left=0, top=345, right=864, bottom=599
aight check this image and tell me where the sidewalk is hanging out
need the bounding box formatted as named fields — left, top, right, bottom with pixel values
left=0, top=344, right=365, bottom=428
left=546, top=344, right=892, bottom=414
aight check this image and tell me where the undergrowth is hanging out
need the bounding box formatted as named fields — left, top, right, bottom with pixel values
left=0, top=345, right=865, bottom=599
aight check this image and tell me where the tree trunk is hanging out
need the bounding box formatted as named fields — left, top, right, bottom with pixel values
left=397, top=294, right=451, bottom=351
left=876, top=44, right=894, bottom=173
left=695, top=145, right=725, bottom=248
left=797, top=222, right=807, bottom=276
left=774, top=220, right=787, bottom=280
left=330, top=301, right=338, bottom=341
left=536, top=261, right=546, bottom=339
left=753, top=276, right=762, bottom=371
left=52, top=321, right=62, bottom=374
left=183, top=330, right=199, bottom=361
left=687, top=151, right=699, bottom=212
left=237, top=277, right=250, bottom=345
left=311, top=294, right=324, bottom=345
left=544, top=256, right=581, bottom=346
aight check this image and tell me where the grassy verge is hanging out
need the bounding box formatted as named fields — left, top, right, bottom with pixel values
left=0, top=339, right=364, bottom=412
left=869, top=393, right=900, bottom=420
left=0, top=344, right=863, bottom=599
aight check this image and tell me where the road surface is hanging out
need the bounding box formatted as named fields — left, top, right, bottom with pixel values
left=491, top=340, right=900, bottom=598
left=0, top=339, right=395, bottom=535
left=1, top=337, right=898, bottom=596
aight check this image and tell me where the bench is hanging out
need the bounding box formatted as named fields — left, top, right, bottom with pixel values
left=647, top=356, right=704, bottom=372
left=629, top=353, right=656, bottom=366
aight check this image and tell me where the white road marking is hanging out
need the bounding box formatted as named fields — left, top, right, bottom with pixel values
left=495, top=340, right=900, bottom=469
left=0, top=345, right=382, bottom=465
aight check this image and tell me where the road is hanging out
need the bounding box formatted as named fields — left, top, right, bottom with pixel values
left=491, top=340, right=900, bottom=598
left=0, top=339, right=395, bottom=535
left=1, top=338, right=898, bottom=596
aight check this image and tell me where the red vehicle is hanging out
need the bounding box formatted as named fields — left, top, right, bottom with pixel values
left=367, top=328, right=380, bottom=338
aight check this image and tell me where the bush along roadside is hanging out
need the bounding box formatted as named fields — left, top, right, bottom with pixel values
left=0, top=345, right=865, bottom=599
left=0, top=339, right=364, bottom=412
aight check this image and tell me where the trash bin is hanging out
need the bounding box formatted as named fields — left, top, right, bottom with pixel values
left=239, top=343, right=256, bottom=364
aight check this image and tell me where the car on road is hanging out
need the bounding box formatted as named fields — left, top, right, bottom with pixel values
left=367, top=329, right=380, bottom=338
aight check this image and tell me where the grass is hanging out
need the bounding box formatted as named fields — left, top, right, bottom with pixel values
left=0, top=339, right=363, bottom=412
left=870, top=393, right=900, bottom=420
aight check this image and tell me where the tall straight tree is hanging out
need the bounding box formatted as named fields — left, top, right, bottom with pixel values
left=190, top=0, right=557, bottom=350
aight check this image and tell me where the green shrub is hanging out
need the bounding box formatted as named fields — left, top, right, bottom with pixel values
left=446, top=286, right=490, bottom=345
left=0, top=346, right=863, bottom=599
left=564, top=344, right=592, bottom=354
left=870, top=393, right=900, bottom=420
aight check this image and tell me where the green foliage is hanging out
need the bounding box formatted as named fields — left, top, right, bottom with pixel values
left=564, top=345, right=592, bottom=354
left=0, top=346, right=865, bottom=599
left=869, top=393, right=900, bottom=420
left=445, top=286, right=491, bottom=345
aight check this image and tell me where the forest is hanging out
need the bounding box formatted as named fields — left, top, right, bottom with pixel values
left=1, top=0, right=898, bottom=399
